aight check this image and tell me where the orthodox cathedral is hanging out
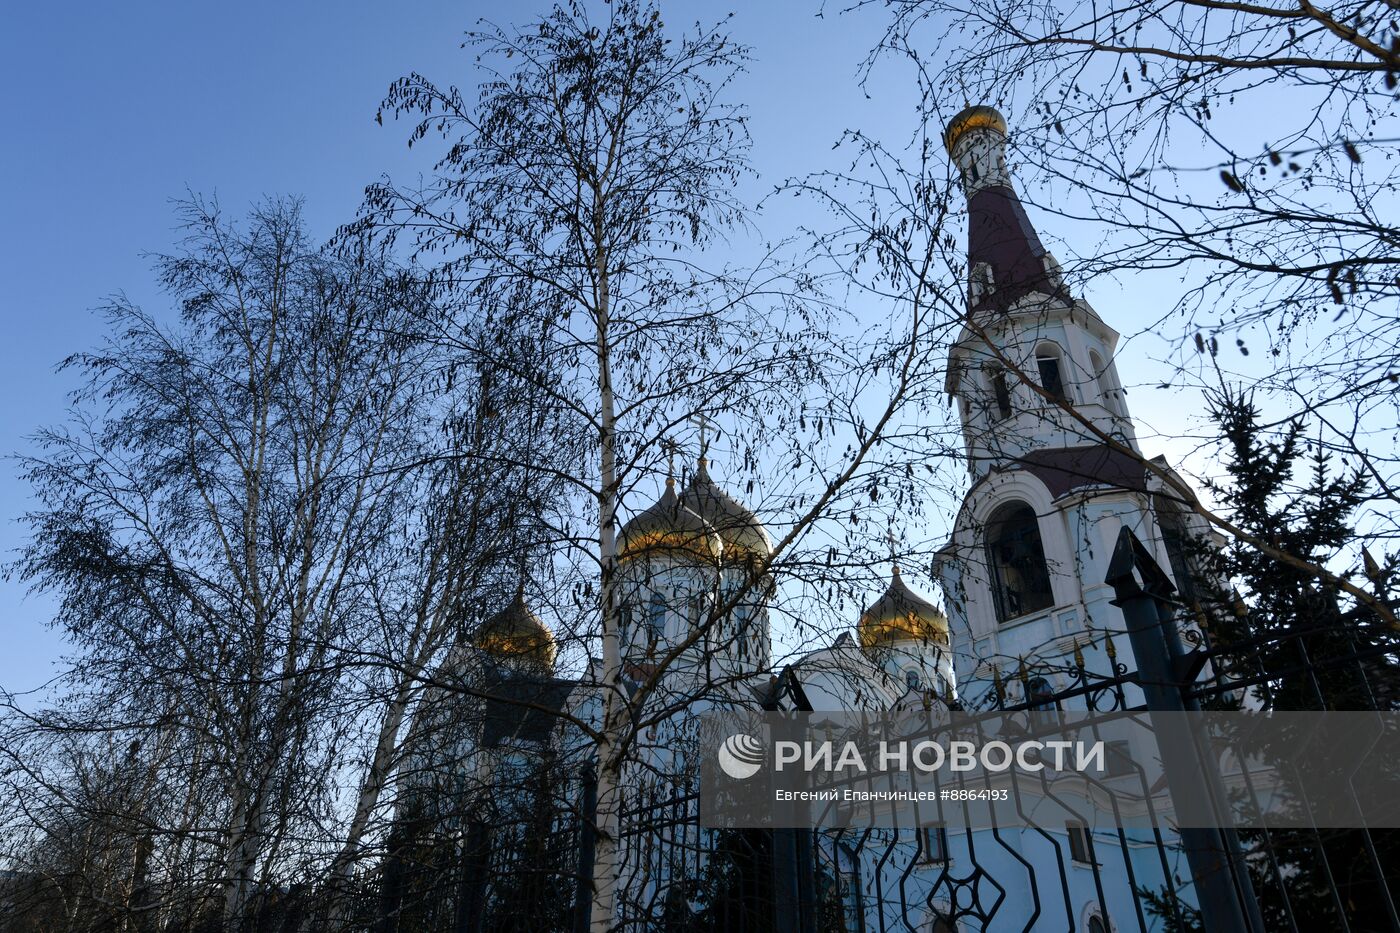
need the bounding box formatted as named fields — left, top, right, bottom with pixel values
left=411, top=106, right=1217, bottom=932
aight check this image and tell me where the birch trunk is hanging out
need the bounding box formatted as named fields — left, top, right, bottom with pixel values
left=589, top=251, right=626, bottom=933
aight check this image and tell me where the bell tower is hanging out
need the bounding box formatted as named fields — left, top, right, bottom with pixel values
left=935, top=106, right=1210, bottom=707
left=943, top=107, right=1139, bottom=479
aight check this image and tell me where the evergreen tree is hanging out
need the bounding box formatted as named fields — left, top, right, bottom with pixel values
left=1198, top=387, right=1399, bottom=712
left=1147, top=388, right=1400, bottom=931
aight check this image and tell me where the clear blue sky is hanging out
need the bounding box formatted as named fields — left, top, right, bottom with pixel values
left=0, top=1, right=934, bottom=692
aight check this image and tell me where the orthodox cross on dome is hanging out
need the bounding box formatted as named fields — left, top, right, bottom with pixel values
left=659, top=438, right=681, bottom=480
left=686, top=412, right=722, bottom=461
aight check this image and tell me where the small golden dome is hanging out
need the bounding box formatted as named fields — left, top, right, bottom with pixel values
left=473, top=591, right=557, bottom=671
left=858, top=567, right=949, bottom=652
left=680, top=458, right=771, bottom=568
left=944, top=105, right=1007, bottom=154
left=618, top=478, right=723, bottom=564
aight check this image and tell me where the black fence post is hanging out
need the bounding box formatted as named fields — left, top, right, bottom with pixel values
left=772, top=829, right=801, bottom=932
left=454, top=818, right=491, bottom=933
left=794, top=826, right=818, bottom=933
left=1146, top=557, right=1269, bottom=933
left=375, top=823, right=408, bottom=933
left=1106, top=526, right=1264, bottom=933
left=573, top=765, right=598, bottom=933
left=763, top=666, right=818, bottom=933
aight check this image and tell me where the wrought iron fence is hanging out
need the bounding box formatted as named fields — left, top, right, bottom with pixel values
left=373, top=528, right=1398, bottom=932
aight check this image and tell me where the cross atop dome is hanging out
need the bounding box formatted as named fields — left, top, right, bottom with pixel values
left=686, top=411, right=721, bottom=463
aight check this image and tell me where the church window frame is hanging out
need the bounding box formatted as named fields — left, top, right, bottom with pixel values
left=647, top=591, right=667, bottom=642
left=985, top=500, right=1056, bottom=623
left=1064, top=823, right=1097, bottom=862
left=1035, top=343, right=1069, bottom=402
left=620, top=604, right=633, bottom=647
left=1067, top=821, right=1096, bottom=864
left=919, top=823, right=949, bottom=864
left=986, top=366, right=1013, bottom=420
left=1088, top=349, right=1118, bottom=414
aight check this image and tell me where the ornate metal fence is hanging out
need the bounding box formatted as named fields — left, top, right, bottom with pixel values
left=377, top=529, right=1397, bottom=932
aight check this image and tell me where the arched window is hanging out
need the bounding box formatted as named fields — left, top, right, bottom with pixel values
left=1086, top=914, right=1108, bottom=933
left=1089, top=350, right=1117, bottom=415
left=986, top=502, right=1055, bottom=622
left=986, top=366, right=1013, bottom=420
left=1035, top=344, right=1068, bottom=401
left=647, top=591, right=667, bottom=641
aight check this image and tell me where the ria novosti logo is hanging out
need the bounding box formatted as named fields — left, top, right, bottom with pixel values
left=716, top=732, right=1109, bottom=781
left=718, top=733, right=765, bottom=780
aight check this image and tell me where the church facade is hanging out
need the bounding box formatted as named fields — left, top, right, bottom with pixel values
left=422, top=106, right=1216, bottom=932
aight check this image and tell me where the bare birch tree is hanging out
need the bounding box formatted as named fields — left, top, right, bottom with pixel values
left=355, top=3, right=962, bottom=928
left=2, top=197, right=557, bottom=931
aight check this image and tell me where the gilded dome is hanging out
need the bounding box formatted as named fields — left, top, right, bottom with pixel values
left=858, top=567, right=950, bottom=652
left=680, top=458, right=772, bottom=568
left=618, top=478, right=723, bottom=565
left=473, top=591, right=557, bottom=671
left=944, top=105, right=1007, bottom=154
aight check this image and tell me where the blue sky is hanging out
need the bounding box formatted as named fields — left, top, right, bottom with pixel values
left=0, top=1, right=929, bottom=693
left=0, top=1, right=1231, bottom=693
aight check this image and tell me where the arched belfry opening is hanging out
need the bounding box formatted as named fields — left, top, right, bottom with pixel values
left=1034, top=342, right=1068, bottom=402
left=984, top=501, right=1055, bottom=622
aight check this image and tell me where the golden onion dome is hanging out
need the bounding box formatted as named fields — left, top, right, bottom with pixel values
left=858, top=567, right=950, bottom=652
left=473, top=590, right=557, bottom=671
left=944, top=104, right=1008, bottom=154
left=680, top=458, right=772, bottom=569
left=617, top=478, right=723, bottom=565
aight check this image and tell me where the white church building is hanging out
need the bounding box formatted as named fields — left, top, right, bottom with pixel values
left=426, top=106, right=1217, bottom=932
